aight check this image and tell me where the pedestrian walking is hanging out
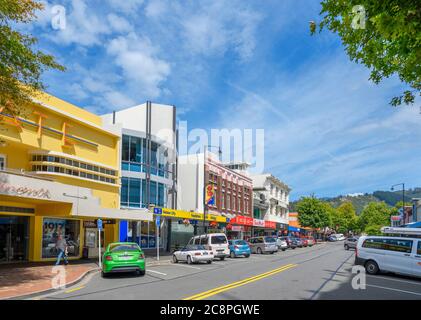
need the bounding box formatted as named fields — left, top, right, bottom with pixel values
left=55, top=234, right=69, bottom=266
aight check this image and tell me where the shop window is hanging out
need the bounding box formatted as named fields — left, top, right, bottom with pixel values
left=150, top=181, right=157, bottom=205
left=0, top=155, right=6, bottom=170
left=42, top=218, right=80, bottom=258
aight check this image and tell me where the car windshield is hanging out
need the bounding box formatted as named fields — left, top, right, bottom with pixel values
left=109, top=244, right=140, bottom=252
left=211, top=236, right=227, bottom=244
left=264, top=237, right=276, bottom=243
left=234, top=240, right=247, bottom=245
left=186, top=245, right=205, bottom=251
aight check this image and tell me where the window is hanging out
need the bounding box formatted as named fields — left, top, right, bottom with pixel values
left=122, top=135, right=130, bottom=161
left=158, top=183, right=165, bottom=207
left=227, top=195, right=230, bottom=210
left=0, top=155, right=6, bottom=170
left=211, top=236, right=227, bottom=244
left=129, top=178, right=141, bottom=208
left=418, top=242, right=421, bottom=255
left=362, top=238, right=413, bottom=253
left=222, top=193, right=225, bottom=209
left=150, top=181, right=157, bottom=205
left=42, top=218, right=80, bottom=258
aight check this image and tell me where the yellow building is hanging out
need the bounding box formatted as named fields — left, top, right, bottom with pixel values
left=0, top=92, right=152, bottom=263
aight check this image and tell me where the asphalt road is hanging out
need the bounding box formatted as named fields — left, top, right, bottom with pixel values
left=34, top=242, right=421, bottom=300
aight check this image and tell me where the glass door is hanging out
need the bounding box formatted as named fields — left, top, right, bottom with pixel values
left=0, top=216, right=29, bottom=263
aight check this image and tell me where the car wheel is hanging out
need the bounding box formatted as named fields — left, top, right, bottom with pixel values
left=173, top=255, right=178, bottom=263
left=207, top=260, right=212, bottom=264
left=344, top=245, right=349, bottom=251
left=257, top=247, right=262, bottom=254
left=136, top=269, right=145, bottom=276
left=282, top=249, right=286, bottom=252
left=220, top=256, right=225, bottom=261
left=365, top=260, right=379, bottom=275
left=230, top=251, right=236, bottom=259
left=187, top=256, right=193, bottom=265
left=245, top=254, right=250, bottom=258
left=270, top=251, right=275, bottom=254
left=101, top=271, right=107, bottom=278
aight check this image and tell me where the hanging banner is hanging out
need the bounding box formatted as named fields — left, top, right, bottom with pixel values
left=205, top=184, right=215, bottom=206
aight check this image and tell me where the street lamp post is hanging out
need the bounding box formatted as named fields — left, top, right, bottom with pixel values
left=391, top=183, right=405, bottom=226
left=203, top=145, right=222, bottom=236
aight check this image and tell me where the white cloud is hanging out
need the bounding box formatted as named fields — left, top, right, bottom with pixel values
left=107, top=14, right=133, bottom=33
left=106, top=33, right=171, bottom=98
left=106, top=0, right=144, bottom=14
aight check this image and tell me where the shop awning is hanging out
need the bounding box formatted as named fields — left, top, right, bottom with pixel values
left=288, top=226, right=301, bottom=232
left=74, top=208, right=153, bottom=222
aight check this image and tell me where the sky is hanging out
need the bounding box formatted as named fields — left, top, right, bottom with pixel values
left=25, top=0, right=421, bottom=200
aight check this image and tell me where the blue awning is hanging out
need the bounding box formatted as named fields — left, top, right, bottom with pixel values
left=288, top=226, right=301, bottom=232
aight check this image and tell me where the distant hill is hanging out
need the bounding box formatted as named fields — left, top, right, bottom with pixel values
left=289, top=188, right=421, bottom=215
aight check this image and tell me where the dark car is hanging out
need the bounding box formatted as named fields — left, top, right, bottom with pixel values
left=279, top=236, right=297, bottom=249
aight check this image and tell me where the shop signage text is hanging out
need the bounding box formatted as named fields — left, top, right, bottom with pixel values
left=253, top=219, right=265, bottom=227
left=159, top=208, right=227, bottom=223
left=0, top=182, right=51, bottom=199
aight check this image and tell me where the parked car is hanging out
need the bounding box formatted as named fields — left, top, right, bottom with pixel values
left=228, top=240, right=251, bottom=258
left=293, top=237, right=304, bottom=248
left=279, top=236, right=297, bottom=249
left=305, top=236, right=315, bottom=247
left=188, top=233, right=230, bottom=260
left=344, top=237, right=359, bottom=250
left=327, top=235, right=338, bottom=242
left=275, top=237, right=288, bottom=251
left=301, top=238, right=309, bottom=247
left=101, top=242, right=145, bottom=278
left=173, top=245, right=213, bottom=264
left=248, top=236, right=278, bottom=254
left=334, top=233, right=346, bottom=241
left=355, top=236, right=421, bottom=278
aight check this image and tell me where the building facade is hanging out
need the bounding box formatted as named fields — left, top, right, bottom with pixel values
left=102, top=102, right=177, bottom=252
left=178, top=153, right=253, bottom=241
left=251, top=174, right=290, bottom=237
left=0, top=92, right=151, bottom=263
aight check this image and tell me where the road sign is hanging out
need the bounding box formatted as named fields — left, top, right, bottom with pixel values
left=97, top=219, right=103, bottom=230
left=156, top=215, right=161, bottom=227
left=154, top=207, right=163, bottom=215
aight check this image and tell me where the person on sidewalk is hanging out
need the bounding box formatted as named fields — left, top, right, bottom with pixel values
left=55, top=235, right=69, bottom=266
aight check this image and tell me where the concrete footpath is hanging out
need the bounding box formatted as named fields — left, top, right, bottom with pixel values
left=0, top=255, right=172, bottom=300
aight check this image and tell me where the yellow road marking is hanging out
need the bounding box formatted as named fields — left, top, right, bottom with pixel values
left=183, top=264, right=297, bottom=300
left=65, top=286, right=84, bottom=294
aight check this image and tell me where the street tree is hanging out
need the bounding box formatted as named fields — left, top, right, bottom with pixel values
left=0, top=0, right=65, bottom=117
left=311, top=1, right=421, bottom=107
left=337, top=202, right=359, bottom=233
left=358, top=202, right=394, bottom=235
left=297, top=197, right=331, bottom=230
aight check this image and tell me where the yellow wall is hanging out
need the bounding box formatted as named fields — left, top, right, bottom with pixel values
left=0, top=91, right=122, bottom=262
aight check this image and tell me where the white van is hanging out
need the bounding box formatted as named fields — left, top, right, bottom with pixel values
left=355, top=236, right=421, bottom=278
left=188, top=233, right=230, bottom=260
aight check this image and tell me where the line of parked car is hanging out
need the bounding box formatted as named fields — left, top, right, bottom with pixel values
left=171, top=233, right=317, bottom=265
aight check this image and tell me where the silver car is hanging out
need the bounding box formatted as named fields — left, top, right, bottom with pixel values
left=248, top=236, right=278, bottom=254
left=344, top=237, right=359, bottom=250
left=275, top=237, right=288, bottom=251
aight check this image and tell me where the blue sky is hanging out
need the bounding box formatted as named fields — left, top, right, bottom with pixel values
left=28, top=0, right=420, bottom=200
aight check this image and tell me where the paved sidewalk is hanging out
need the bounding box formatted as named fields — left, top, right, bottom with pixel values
left=0, top=261, right=98, bottom=300
left=0, top=255, right=173, bottom=300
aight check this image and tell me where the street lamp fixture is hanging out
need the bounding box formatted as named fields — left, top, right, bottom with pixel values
left=391, top=183, right=405, bottom=226
left=203, top=145, right=221, bottom=236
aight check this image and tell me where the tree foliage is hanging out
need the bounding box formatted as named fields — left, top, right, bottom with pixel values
left=312, top=0, right=421, bottom=106
left=331, top=202, right=359, bottom=233
left=296, top=197, right=331, bottom=230
left=0, top=0, right=65, bottom=116
left=358, top=202, right=394, bottom=235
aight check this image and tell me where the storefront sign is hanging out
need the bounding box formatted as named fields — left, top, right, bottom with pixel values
left=231, top=225, right=244, bottom=232
left=83, top=219, right=116, bottom=228
left=253, top=219, right=265, bottom=227
left=0, top=182, right=51, bottom=199
left=159, top=208, right=227, bottom=223
left=264, top=221, right=277, bottom=229
left=230, top=215, right=254, bottom=226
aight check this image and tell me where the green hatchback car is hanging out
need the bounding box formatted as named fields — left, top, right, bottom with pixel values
left=101, top=242, right=145, bottom=277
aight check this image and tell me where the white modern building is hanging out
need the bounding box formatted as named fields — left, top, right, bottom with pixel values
left=251, top=174, right=291, bottom=236
left=102, top=101, right=177, bottom=252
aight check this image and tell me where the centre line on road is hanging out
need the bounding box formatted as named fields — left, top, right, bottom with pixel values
left=147, top=269, right=167, bottom=276
left=64, top=286, right=84, bottom=294
left=183, top=263, right=297, bottom=300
